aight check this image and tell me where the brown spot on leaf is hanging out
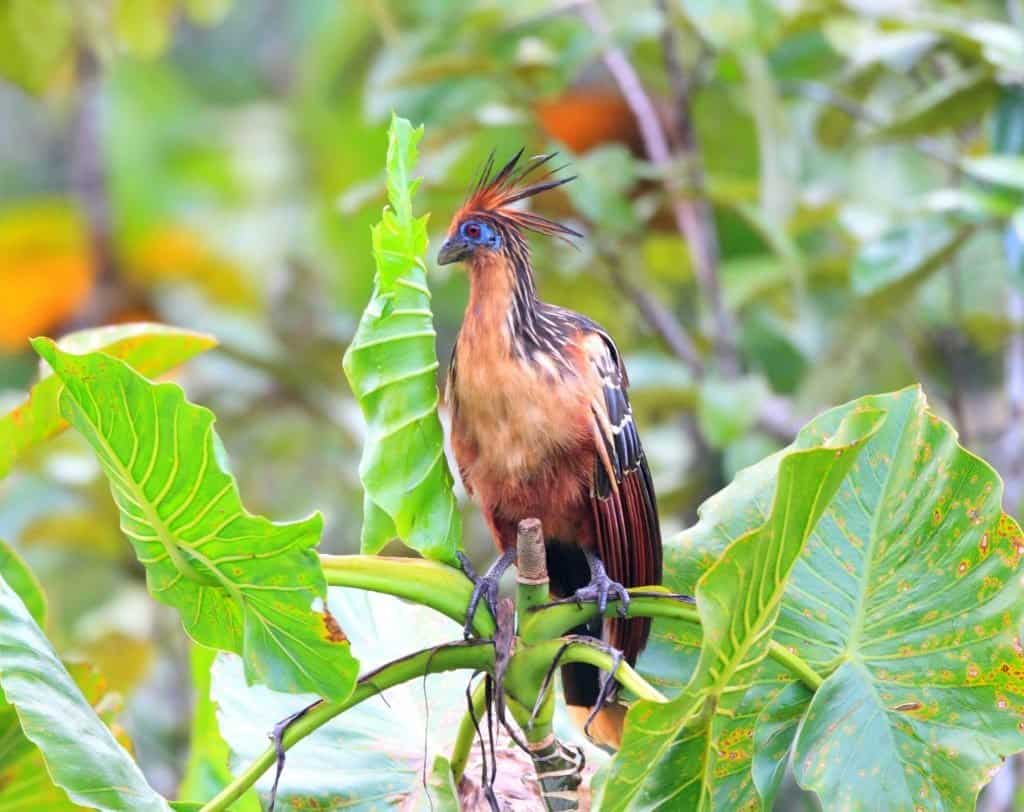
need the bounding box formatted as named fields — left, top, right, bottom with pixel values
left=323, top=610, right=348, bottom=644
left=892, top=702, right=922, bottom=713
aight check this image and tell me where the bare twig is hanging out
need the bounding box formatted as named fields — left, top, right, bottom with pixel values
left=67, top=40, right=142, bottom=330
left=601, top=254, right=704, bottom=373
left=578, top=0, right=737, bottom=371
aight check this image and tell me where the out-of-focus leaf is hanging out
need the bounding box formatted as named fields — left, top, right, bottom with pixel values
left=32, top=339, right=358, bottom=701
left=214, top=588, right=467, bottom=810
left=917, top=187, right=1018, bottom=222
left=621, top=352, right=696, bottom=410
left=0, top=540, right=45, bottom=627
left=872, top=66, right=995, bottom=140
left=114, top=0, right=175, bottom=59
left=696, top=374, right=771, bottom=446
left=0, top=574, right=171, bottom=811
left=751, top=681, right=812, bottom=809
left=596, top=407, right=882, bottom=810
left=963, top=155, right=1024, bottom=190
left=740, top=309, right=808, bottom=394
left=822, top=19, right=937, bottom=70
left=0, top=323, right=216, bottom=479
left=564, top=145, right=638, bottom=236
left=678, top=0, right=780, bottom=50
left=813, top=64, right=883, bottom=149
left=640, top=388, right=1024, bottom=810
left=0, top=0, right=73, bottom=93
left=179, top=644, right=260, bottom=811
left=995, top=86, right=1024, bottom=155
left=183, top=0, right=233, bottom=25
left=125, top=226, right=259, bottom=308
left=342, top=115, right=461, bottom=563
left=405, top=756, right=460, bottom=811
left=851, top=222, right=972, bottom=299
left=880, top=13, right=1024, bottom=73
left=997, top=88, right=1024, bottom=292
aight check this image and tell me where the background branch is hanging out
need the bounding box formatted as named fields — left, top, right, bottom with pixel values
left=578, top=0, right=737, bottom=372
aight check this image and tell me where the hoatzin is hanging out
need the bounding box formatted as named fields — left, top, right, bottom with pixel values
left=437, top=151, right=663, bottom=747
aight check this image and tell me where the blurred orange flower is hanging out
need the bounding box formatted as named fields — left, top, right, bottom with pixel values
left=0, top=201, right=93, bottom=351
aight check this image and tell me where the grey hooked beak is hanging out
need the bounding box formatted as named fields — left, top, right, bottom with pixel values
left=437, top=237, right=471, bottom=265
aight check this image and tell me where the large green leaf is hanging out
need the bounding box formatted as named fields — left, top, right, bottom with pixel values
left=595, top=406, right=883, bottom=810
left=213, top=587, right=464, bottom=810
left=32, top=339, right=358, bottom=702
left=0, top=574, right=170, bottom=811
left=0, top=539, right=48, bottom=770
left=342, top=115, right=461, bottom=564
left=0, top=540, right=44, bottom=628
left=635, top=387, right=1024, bottom=810
left=0, top=322, right=216, bottom=479
left=781, top=389, right=1024, bottom=809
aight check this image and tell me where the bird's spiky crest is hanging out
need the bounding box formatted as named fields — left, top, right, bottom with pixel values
left=453, top=149, right=582, bottom=242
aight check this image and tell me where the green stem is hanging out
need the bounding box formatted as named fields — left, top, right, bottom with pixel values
left=319, top=554, right=495, bottom=638
left=451, top=678, right=488, bottom=781
left=200, top=641, right=494, bottom=812
left=520, top=588, right=698, bottom=643
left=522, top=589, right=824, bottom=691
left=768, top=640, right=823, bottom=690
left=511, top=639, right=667, bottom=705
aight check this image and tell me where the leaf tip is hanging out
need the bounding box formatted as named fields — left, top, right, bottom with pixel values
left=29, top=336, right=59, bottom=366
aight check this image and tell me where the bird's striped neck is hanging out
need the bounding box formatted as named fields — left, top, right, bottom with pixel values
left=465, top=226, right=571, bottom=369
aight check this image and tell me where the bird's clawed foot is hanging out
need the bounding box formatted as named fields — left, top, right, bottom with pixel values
left=458, top=548, right=516, bottom=639
left=573, top=551, right=630, bottom=618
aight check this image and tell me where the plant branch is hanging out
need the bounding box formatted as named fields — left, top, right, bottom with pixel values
left=200, top=640, right=494, bottom=812
left=319, top=554, right=496, bottom=638
left=518, top=638, right=667, bottom=703
left=578, top=0, right=736, bottom=371
left=520, top=588, right=697, bottom=643
left=574, top=4, right=805, bottom=444
left=602, top=255, right=704, bottom=373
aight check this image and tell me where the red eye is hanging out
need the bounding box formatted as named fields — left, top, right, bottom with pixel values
left=464, top=223, right=482, bottom=240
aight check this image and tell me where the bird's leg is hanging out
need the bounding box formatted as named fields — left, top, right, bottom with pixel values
left=457, top=548, right=516, bottom=639
left=573, top=549, right=630, bottom=618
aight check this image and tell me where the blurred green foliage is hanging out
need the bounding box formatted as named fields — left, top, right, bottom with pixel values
left=1, top=0, right=1024, bottom=807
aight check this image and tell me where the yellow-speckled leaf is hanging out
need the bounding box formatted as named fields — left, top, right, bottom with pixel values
left=632, top=387, right=1024, bottom=810
left=596, top=406, right=882, bottom=811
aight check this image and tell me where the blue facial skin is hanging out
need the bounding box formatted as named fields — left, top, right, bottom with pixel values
left=461, top=219, right=501, bottom=251
left=437, top=218, right=502, bottom=264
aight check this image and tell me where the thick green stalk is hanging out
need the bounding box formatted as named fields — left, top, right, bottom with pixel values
left=507, top=638, right=667, bottom=707
left=199, top=641, right=494, bottom=812
left=319, top=554, right=495, bottom=638
left=522, top=589, right=824, bottom=691
left=520, top=588, right=698, bottom=643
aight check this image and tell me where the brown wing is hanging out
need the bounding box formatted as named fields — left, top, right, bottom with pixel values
left=583, top=331, right=662, bottom=666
